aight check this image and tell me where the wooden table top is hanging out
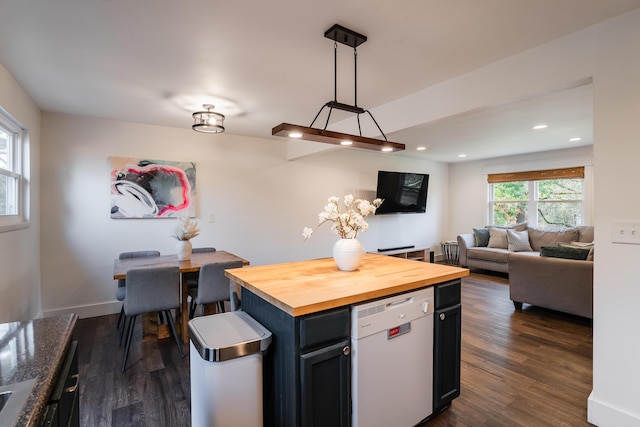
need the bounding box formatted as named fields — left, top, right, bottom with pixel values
left=225, top=254, right=469, bottom=316
left=113, top=250, right=249, bottom=279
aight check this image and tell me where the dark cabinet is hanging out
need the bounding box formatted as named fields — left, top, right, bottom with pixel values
left=300, top=340, right=351, bottom=427
left=242, top=288, right=351, bottom=427
left=40, top=340, right=80, bottom=427
left=433, top=280, right=462, bottom=412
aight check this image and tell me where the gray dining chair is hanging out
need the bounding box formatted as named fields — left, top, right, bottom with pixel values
left=184, top=247, right=217, bottom=304
left=116, top=250, right=161, bottom=330
left=188, top=260, right=243, bottom=318
left=121, top=266, right=183, bottom=372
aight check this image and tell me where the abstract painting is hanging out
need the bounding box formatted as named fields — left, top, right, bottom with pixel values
left=110, top=157, right=196, bottom=218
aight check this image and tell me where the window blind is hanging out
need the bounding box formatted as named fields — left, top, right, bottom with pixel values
left=487, top=166, right=584, bottom=184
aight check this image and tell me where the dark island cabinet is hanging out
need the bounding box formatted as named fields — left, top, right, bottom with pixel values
left=242, top=288, right=351, bottom=427
left=433, top=279, right=462, bottom=413
left=300, top=339, right=351, bottom=427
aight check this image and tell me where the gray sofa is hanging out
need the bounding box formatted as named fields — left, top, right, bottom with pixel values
left=508, top=253, right=593, bottom=318
left=457, top=225, right=593, bottom=319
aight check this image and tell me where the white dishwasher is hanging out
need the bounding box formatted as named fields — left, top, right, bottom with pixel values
left=351, top=287, right=434, bottom=427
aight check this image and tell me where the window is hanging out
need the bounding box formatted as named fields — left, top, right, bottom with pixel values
left=488, top=167, right=584, bottom=228
left=0, top=106, right=28, bottom=230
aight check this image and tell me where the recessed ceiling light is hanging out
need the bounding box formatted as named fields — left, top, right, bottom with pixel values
left=416, top=146, right=426, bottom=151
left=569, top=137, right=582, bottom=142
left=532, top=124, right=548, bottom=130
left=458, top=154, right=466, bottom=158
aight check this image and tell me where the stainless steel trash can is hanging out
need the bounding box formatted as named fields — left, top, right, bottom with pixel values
left=189, top=311, right=272, bottom=427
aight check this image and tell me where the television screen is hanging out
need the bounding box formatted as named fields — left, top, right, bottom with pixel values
left=375, top=171, right=429, bottom=214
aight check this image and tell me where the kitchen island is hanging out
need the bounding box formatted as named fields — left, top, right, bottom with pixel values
left=226, top=253, right=469, bottom=427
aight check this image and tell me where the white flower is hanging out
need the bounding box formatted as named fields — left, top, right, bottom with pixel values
left=344, top=194, right=354, bottom=207
left=302, top=227, right=314, bottom=239
left=303, top=194, right=382, bottom=240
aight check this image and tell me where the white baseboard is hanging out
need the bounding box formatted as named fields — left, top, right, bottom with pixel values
left=43, top=301, right=122, bottom=319
left=588, top=391, right=640, bottom=427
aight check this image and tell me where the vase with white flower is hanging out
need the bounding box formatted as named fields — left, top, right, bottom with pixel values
left=303, top=194, right=382, bottom=271
left=172, top=216, right=200, bottom=261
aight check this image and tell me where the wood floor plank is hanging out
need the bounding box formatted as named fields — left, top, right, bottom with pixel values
left=77, top=271, right=593, bottom=426
left=112, top=401, right=146, bottom=427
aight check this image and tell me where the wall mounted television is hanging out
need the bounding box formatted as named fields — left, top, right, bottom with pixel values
left=375, top=170, right=429, bottom=214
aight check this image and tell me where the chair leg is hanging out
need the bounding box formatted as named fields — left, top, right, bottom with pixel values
left=217, top=301, right=226, bottom=313
left=165, top=310, right=184, bottom=358
left=121, top=315, right=137, bottom=372
left=119, top=314, right=128, bottom=346
left=117, top=305, right=125, bottom=329
left=189, top=301, right=197, bottom=319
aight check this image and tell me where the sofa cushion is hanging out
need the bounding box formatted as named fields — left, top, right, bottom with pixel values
left=540, top=245, right=591, bottom=260
left=507, top=229, right=533, bottom=252
left=576, top=226, right=594, bottom=243
left=487, top=227, right=508, bottom=249
left=473, top=228, right=490, bottom=247
left=467, top=247, right=510, bottom=263
left=528, top=227, right=578, bottom=251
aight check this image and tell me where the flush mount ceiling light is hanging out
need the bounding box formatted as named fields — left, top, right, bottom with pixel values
left=192, top=104, right=225, bottom=133
left=272, top=24, right=405, bottom=153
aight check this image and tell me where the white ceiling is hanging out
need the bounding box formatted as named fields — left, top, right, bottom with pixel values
left=1, top=0, right=638, bottom=162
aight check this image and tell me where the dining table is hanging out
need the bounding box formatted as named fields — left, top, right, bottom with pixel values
left=113, top=250, right=250, bottom=343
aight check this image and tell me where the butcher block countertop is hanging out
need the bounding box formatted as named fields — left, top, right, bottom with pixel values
left=225, top=253, right=469, bottom=317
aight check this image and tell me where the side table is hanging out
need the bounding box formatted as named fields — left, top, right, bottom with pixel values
left=440, top=241, right=459, bottom=265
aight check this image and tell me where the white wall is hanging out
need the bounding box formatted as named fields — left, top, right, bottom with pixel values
left=40, top=112, right=448, bottom=318
left=448, top=146, right=594, bottom=237
left=588, top=9, right=640, bottom=426
left=0, top=63, right=41, bottom=323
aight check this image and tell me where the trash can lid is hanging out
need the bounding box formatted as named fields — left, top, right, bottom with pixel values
left=188, top=311, right=272, bottom=362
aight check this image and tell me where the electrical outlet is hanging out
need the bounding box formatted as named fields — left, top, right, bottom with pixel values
left=612, top=222, right=640, bottom=244
left=208, top=214, right=215, bottom=223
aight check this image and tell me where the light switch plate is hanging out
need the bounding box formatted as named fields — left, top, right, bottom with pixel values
left=611, top=222, right=640, bottom=244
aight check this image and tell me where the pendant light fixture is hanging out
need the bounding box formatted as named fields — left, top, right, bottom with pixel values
left=272, top=24, right=405, bottom=152
left=192, top=104, right=225, bottom=133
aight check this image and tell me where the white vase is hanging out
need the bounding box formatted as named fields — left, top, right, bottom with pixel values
left=332, top=238, right=364, bottom=271
left=176, top=240, right=192, bottom=261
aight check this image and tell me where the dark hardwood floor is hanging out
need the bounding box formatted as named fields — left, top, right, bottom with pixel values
left=75, top=271, right=593, bottom=426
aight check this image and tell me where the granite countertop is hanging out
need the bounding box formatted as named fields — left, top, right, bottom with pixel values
left=0, top=313, right=77, bottom=426
left=226, top=254, right=469, bottom=316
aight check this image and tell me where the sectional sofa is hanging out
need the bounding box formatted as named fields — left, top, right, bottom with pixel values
left=457, top=224, right=594, bottom=319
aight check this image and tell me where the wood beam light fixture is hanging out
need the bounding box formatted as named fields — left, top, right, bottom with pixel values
left=272, top=24, right=405, bottom=153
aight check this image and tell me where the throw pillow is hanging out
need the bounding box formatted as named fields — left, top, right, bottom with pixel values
left=487, top=227, right=508, bottom=249
left=558, top=241, right=594, bottom=249
left=587, top=247, right=594, bottom=261
left=539, top=245, right=591, bottom=260
left=507, top=229, right=533, bottom=252
left=489, top=222, right=528, bottom=232
left=473, top=228, right=490, bottom=247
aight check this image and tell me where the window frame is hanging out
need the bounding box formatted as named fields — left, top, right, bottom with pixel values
left=488, top=167, right=585, bottom=228
left=0, top=105, right=29, bottom=232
